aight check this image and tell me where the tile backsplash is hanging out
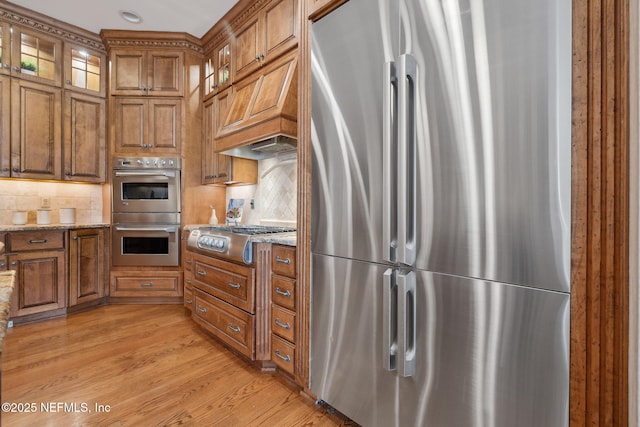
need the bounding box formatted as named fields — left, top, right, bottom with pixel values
left=226, top=155, right=297, bottom=226
left=0, top=181, right=104, bottom=225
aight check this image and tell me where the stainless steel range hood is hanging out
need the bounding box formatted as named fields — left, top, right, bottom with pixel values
left=220, top=136, right=297, bottom=160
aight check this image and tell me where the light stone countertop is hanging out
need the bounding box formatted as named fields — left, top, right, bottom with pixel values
left=0, top=271, right=15, bottom=353
left=0, top=223, right=110, bottom=232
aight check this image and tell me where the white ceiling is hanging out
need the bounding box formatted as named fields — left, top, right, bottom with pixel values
left=7, top=0, right=239, bottom=38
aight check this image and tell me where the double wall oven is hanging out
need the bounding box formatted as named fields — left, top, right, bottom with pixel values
left=111, top=156, right=181, bottom=267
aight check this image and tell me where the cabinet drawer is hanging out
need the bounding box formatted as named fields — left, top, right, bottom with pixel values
left=271, top=304, right=295, bottom=342
left=8, top=230, right=65, bottom=252
left=184, top=250, right=193, bottom=271
left=192, top=254, right=255, bottom=313
left=271, top=275, right=295, bottom=310
left=271, top=245, right=296, bottom=278
left=271, top=334, right=295, bottom=376
left=193, top=288, right=254, bottom=359
left=184, top=287, right=194, bottom=311
left=111, top=272, right=182, bottom=297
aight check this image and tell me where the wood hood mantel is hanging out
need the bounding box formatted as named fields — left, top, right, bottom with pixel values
left=214, top=50, right=298, bottom=152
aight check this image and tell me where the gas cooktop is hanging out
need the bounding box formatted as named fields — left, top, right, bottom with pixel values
left=198, top=225, right=296, bottom=235
left=186, top=225, right=296, bottom=265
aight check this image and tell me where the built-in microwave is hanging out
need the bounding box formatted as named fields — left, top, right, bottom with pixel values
left=111, top=156, right=181, bottom=214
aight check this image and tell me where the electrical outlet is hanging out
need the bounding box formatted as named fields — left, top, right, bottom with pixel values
left=41, top=197, right=51, bottom=209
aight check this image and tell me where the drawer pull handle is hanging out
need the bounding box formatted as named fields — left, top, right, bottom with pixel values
left=197, top=270, right=206, bottom=276
left=275, top=287, right=291, bottom=298
left=228, top=282, right=241, bottom=289
left=275, top=256, right=291, bottom=265
left=275, top=319, right=291, bottom=330
left=185, top=298, right=193, bottom=304
left=197, top=305, right=207, bottom=313
left=228, top=324, right=241, bottom=333
left=274, top=350, right=291, bottom=362
left=28, top=239, right=48, bottom=244
left=185, top=279, right=192, bottom=284
left=186, top=259, right=193, bottom=264
left=140, top=282, right=154, bottom=287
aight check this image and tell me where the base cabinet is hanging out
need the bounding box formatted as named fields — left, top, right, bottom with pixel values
left=7, top=230, right=66, bottom=318
left=69, top=228, right=107, bottom=306
left=270, top=245, right=297, bottom=376
left=110, top=270, right=183, bottom=298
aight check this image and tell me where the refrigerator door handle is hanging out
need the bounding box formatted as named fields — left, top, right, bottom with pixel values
left=397, top=54, right=417, bottom=267
left=383, top=268, right=398, bottom=371
left=398, top=270, right=416, bottom=377
left=383, top=61, right=398, bottom=263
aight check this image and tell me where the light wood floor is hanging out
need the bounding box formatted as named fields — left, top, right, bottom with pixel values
left=1, top=305, right=354, bottom=426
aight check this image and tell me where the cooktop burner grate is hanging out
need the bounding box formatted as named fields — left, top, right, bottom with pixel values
left=201, top=225, right=296, bottom=235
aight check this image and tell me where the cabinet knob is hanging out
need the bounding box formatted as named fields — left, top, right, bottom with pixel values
left=65, top=171, right=71, bottom=176
left=2, top=63, right=9, bottom=69
left=12, top=66, right=19, bottom=71
left=260, top=53, right=265, bottom=60
left=73, top=236, right=78, bottom=240
left=10, top=261, right=17, bottom=267
left=142, top=144, right=148, bottom=148
left=12, top=168, right=18, bottom=173
left=140, top=85, right=146, bottom=91
left=255, top=55, right=260, bottom=61
left=1, top=167, right=8, bottom=172
left=65, top=79, right=71, bottom=84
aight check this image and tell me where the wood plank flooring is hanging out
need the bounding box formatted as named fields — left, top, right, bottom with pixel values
left=1, top=305, right=354, bottom=426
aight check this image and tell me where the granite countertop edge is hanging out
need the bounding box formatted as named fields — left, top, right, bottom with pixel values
left=0, top=271, right=15, bottom=354
left=0, top=223, right=111, bottom=232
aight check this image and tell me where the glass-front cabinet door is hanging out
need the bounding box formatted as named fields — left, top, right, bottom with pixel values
left=11, top=25, right=62, bottom=86
left=203, top=39, right=232, bottom=100
left=64, top=44, right=106, bottom=97
left=0, top=22, right=10, bottom=75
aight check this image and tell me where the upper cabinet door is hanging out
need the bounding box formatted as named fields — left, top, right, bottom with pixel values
left=263, top=0, right=298, bottom=60
left=64, top=44, right=107, bottom=97
left=10, top=26, right=62, bottom=87
left=234, top=0, right=298, bottom=83
left=0, top=75, right=9, bottom=177
left=147, top=51, right=184, bottom=96
left=110, top=50, right=184, bottom=96
left=111, top=50, right=146, bottom=95
left=11, top=79, right=62, bottom=180
left=0, top=22, right=10, bottom=75
left=234, top=15, right=262, bottom=81
left=63, top=91, right=106, bottom=182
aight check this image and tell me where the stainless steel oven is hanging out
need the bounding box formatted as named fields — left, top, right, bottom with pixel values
left=111, top=156, right=181, bottom=267
left=112, top=156, right=181, bottom=214
left=111, top=213, right=181, bottom=267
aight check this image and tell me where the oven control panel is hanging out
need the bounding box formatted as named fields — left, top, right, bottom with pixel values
left=187, top=230, right=229, bottom=254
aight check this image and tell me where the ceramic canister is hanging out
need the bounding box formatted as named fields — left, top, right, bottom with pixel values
left=37, top=209, right=51, bottom=225
left=12, top=211, right=27, bottom=225
left=59, top=208, right=76, bottom=224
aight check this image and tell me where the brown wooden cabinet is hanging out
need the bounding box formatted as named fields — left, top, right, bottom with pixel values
left=63, top=43, right=107, bottom=97
left=113, top=97, right=183, bottom=155
left=7, top=230, right=66, bottom=319
left=234, top=0, right=298, bottom=83
left=10, top=78, right=62, bottom=180
left=68, top=228, right=107, bottom=306
left=10, top=25, right=63, bottom=87
left=0, top=22, right=10, bottom=75
left=202, top=92, right=257, bottom=185
left=0, top=75, right=9, bottom=177
left=307, top=0, right=348, bottom=21
left=183, top=239, right=194, bottom=312
left=63, top=91, right=106, bottom=182
left=110, top=270, right=183, bottom=298
left=204, top=39, right=233, bottom=100
left=270, top=244, right=297, bottom=376
left=110, top=49, right=184, bottom=97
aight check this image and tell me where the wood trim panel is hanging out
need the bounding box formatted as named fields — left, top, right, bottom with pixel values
left=297, top=0, right=312, bottom=389
left=571, top=0, right=629, bottom=426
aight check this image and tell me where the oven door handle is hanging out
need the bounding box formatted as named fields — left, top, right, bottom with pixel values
left=115, top=226, right=178, bottom=233
left=114, top=171, right=176, bottom=178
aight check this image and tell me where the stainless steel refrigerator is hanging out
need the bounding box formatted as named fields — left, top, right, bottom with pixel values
left=310, top=0, right=571, bottom=426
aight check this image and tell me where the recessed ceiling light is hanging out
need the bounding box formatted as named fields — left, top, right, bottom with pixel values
left=119, top=10, right=142, bottom=24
